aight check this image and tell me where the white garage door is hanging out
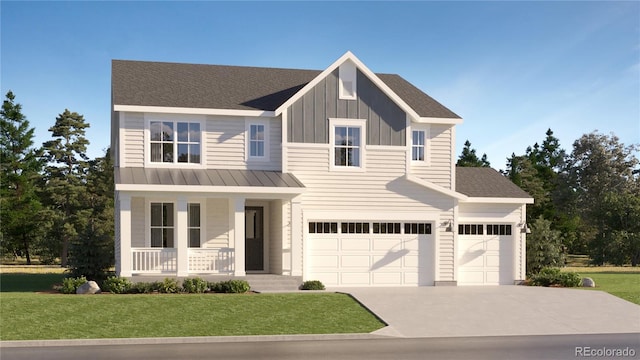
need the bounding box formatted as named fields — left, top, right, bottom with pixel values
left=307, top=221, right=434, bottom=286
left=457, top=224, right=514, bottom=285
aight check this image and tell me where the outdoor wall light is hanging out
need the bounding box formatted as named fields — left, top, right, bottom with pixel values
left=521, top=223, right=531, bottom=234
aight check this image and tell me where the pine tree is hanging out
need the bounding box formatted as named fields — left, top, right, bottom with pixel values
left=41, top=109, right=90, bottom=267
left=0, top=91, right=44, bottom=264
left=68, top=149, right=115, bottom=281
left=457, top=140, right=490, bottom=167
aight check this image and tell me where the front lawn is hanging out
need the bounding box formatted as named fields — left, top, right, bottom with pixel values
left=0, top=271, right=384, bottom=340
left=576, top=272, right=640, bottom=305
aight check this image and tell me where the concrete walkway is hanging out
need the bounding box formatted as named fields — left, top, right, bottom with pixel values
left=334, top=286, right=640, bottom=338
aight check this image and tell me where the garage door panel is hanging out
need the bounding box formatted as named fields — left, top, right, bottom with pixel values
left=340, top=255, right=370, bottom=267
left=372, top=238, right=401, bottom=251
left=373, top=272, right=402, bottom=285
left=486, top=238, right=500, bottom=251
left=341, top=238, right=370, bottom=251
left=341, top=272, right=370, bottom=285
left=403, top=237, right=421, bottom=250
left=311, top=255, right=339, bottom=267
left=310, top=238, right=339, bottom=251
left=485, top=255, right=500, bottom=267
left=372, top=254, right=402, bottom=268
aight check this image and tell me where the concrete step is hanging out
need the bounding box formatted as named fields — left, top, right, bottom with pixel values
left=244, top=275, right=302, bottom=292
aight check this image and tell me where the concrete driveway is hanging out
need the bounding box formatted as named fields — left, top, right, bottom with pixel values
left=334, top=286, right=640, bottom=338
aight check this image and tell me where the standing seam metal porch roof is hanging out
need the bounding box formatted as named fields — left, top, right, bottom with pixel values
left=115, top=168, right=305, bottom=188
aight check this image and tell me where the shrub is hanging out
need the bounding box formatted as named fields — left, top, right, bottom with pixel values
left=158, top=278, right=180, bottom=293
left=130, top=281, right=159, bottom=294
left=209, top=280, right=250, bottom=293
left=529, top=267, right=581, bottom=287
left=300, top=280, right=325, bottom=290
left=182, top=277, right=208, bottom=293
left=60, top=276, right=87, bottom=294
left=103, top=276, right=132, bottom=294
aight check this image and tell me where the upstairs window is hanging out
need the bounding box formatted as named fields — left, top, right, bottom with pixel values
left=334, top=126, right=361, bottom=167
left=249, top=124, right=265, bottom=157
left=150, top=121, right=201, bottom=164
left=412, top=130, right=425, bottom=161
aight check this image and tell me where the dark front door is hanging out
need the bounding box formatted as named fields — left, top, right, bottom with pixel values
left=245, top=207, right=264, bottom=271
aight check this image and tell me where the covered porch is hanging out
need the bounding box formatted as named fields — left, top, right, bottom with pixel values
left=114, top=168, right=305, bottom=278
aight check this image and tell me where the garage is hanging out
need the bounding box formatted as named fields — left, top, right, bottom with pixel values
left=306, top=221, right=434, bottom=286
left=457, top=224, right=515, bottom=285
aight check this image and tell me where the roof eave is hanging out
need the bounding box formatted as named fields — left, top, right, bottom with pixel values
left=414, top=116, right=463, bottom=125
left=461, top=197, right=535, bottom=204
left=113, top=105, right=275, bottom=117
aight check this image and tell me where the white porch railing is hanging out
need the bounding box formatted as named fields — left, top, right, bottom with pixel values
left=131, top=248, right=177, bottom=274
left=188, top=248, right=234, bottom=274
left=131, top=248, right=234, bottom=275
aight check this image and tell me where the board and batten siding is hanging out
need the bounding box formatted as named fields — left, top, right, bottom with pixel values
left=287, top=69, right=406, bottom=146
left=411, top=124, right=453, bottom=189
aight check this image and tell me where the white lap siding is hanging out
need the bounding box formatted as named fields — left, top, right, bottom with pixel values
left=122, top=112, right=145, bottom=167
left=287, top=145, right=456, bottom=282
left=410, top=124, right=453, bottom=189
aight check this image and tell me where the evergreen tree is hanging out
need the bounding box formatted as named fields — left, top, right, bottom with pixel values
left=526, top=217, right=565, bottom=274
left=68, top=148, right=114, bottom=281
left=41, top=109, right=90, bottom=267
left=457, top=140, right=490, bottom=167
left=0, top=91, right=44, bottom=264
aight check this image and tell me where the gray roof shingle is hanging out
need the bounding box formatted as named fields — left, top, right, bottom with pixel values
left=112, top=60, right=460, bottom=118
left=456, top=167, right=532, bottom=198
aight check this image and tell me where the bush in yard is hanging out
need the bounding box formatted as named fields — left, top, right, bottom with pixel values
left=300, top=280, right=325, bottom=290
left=182, top=277, right=208, bottom=293
left=130, top=281, right=160, bottom=294
left=60, top=276, right=87, bottom=294
left=103, top=276, right=132, bottom=294
left=209, top=280, right=250, bottom=293
left=158, top=278, right=180, bottom=293
left=529, top=267, right=581, bottom=287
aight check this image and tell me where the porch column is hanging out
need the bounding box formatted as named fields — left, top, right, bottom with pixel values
left=176, top=197, right=189, bottom=277
left=118, top=193, right=132, bottom=277
left=290, top=197, right=303, bottom=277
left=230, top=197, right=246, bottom=276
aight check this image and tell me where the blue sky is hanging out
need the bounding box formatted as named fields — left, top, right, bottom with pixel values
left=1, top=1, right=638, bottom=170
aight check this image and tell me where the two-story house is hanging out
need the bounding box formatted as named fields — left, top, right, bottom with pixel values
left=111, top=51, right=532, bottom=287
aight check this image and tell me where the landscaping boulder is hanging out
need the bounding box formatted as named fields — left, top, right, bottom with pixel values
left=76, top=281, right=101, bottom=294
left=582, top=277, right=596, bottom=288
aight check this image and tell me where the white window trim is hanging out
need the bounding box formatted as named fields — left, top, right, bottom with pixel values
left=245, top=119, right=270, bottom=162
left=144, top=113, right=206, bottom=168
left=338, top=61, right=357, bottom=100
left=144, top=198, right=205, bottom=248
left=147, top=200, right=176, bottom=248
left=329, top=118, right=366, bottom=172
left=410, top=124, right=430, bottom=166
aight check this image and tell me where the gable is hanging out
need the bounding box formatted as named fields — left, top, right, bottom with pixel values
left=287, top=68, right=406, bottom=146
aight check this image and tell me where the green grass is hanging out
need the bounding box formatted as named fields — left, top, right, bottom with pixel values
left=0, top=292, right=384, bottom=340
left=0, top=273, right=383, bottom=340
left=577, top=272, right=640, bottom=305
